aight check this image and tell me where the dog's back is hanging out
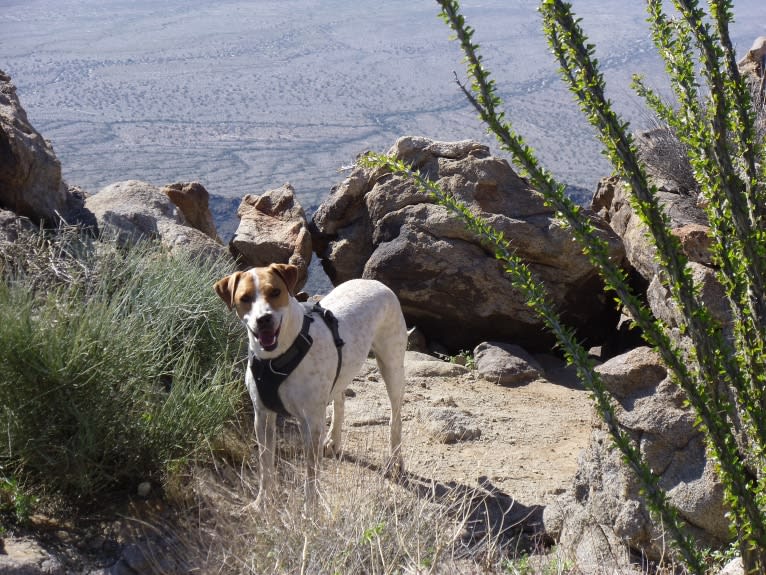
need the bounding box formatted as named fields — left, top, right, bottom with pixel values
left=321, top=279, right=406, bottom=361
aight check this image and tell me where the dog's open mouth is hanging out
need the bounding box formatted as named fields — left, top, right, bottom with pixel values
left=256, top=325, right=281, bottom=352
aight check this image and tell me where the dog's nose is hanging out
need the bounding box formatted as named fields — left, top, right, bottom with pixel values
left=256, top=313, right=274, bottom=328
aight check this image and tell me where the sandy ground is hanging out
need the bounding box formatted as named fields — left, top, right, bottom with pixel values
left=341, top=352, right=593, bottom=509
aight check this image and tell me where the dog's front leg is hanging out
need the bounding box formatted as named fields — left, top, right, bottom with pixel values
left=254, top=407, right=276, bottom=508
left=300, top=411, right=325, bottom=508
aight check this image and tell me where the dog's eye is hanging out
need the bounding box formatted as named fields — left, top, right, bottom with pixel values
left=269, top=288, right=281, bottom=299
left=239, top=294, right=253, bottom=304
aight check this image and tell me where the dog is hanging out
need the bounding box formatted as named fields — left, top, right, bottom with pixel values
left=214, top=263, right=407, bottom=507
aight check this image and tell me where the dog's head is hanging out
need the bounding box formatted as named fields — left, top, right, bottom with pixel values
left=214, top=263, right=299, bottom=353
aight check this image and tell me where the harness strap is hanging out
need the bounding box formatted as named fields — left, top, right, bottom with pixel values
left=304, top=302, right=345, bottom=387
left=249, top=302, right=345, bottom=417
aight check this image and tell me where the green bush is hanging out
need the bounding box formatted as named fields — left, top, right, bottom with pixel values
left=0, top=230, right=245, bottom=503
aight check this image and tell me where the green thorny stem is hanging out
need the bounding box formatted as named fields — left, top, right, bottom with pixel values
left=669, top=0, right=766, bottom=448
left=358, top=152, right=699, bottom=570
left=633, top=0, right=766, bottom=460
left=435, top=0, right=766, bottom=571
left=633, top=5, right=766, bottom=570
left=539, top=3, right=766, bottom=568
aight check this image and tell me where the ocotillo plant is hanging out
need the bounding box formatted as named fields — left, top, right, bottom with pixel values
left=363, top=0, right=766, bottom=572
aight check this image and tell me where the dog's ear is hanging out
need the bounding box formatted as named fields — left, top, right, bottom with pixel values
left=270, top=263, right=299, bottom=296
left=214, top=272, right=242, bottom=310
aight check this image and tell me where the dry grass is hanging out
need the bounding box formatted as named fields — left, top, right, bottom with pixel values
left=122, top=419, right=571, bottom=575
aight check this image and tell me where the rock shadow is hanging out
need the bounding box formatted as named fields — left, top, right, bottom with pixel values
left=340, top=452, right=549, bottom=555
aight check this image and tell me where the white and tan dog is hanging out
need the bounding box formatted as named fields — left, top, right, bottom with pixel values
left=214, top=263, right=406, bottom=507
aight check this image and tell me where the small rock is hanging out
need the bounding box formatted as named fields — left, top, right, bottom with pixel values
left=230, top=183, right=312, bottom=291
left=473, top=342, right=541, bottom=386
left=405, top=358, right=468, bottom=379
left=422, top=408, right=482, bottom=444
left=718, top=557, right=743, bottom=575
left=0, top=537, right=66, bottom=575
left=162, top=181, right=222, bottom=243
left=406, top=326, right=428, bottom=353
left=120, top=544, right=151, bottom=572
left=450, top=352, right=469, bottom=367
left=137, top=481, right=151, bottom=498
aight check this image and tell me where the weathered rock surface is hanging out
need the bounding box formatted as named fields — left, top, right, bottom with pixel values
left=647, top=261, right=733, bottom=341
left=672, top=223, right=714, bottom=267
left=162, top=181, right=222, bottom=243
left=404, top=352, right=469, bottom=379
left=738, top=35, right=766, bottom=86
left=544, top=346, right=728, bottom=564
left=592, top=174, right=708, bottom=283
left=312, top=136, right=624, bottom=351
left=0, top=208, right=35, bottom=243
left=85, top=180, right=227, bottom=260
left=592, top=147, right=735, bottom=351
left=719, top=557, right=744, bottom=575
left=230, top=183, right=312, bottom=292
left=0, top=537, right=66, bottom=574
left=0, top=70, right=79, bottom=225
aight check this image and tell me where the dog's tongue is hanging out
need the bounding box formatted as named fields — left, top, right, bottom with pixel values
left=258, top=329, right=278, bottom=350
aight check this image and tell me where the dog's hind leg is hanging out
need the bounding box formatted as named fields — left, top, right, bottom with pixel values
left=299, top=410, right=326, bottom=508
left=373, top=346, right=405, bottom=478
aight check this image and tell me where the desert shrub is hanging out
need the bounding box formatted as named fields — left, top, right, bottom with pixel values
left=0, top=229, right=245, bottom=504
left=365, top=0, right=766, bottom=572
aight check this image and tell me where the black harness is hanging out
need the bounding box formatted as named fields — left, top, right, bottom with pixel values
left=249, top=302, right=344, bottom=417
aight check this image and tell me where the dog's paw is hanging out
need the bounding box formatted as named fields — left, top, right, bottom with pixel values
left=239, top=492, right=271, bottom=515
left=384, top=455, right=405, bottom=481
left=323, top=439, right=342, bottom=459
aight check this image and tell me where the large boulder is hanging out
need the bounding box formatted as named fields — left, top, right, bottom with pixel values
left=311, top=136, right=624, bottom=352
left=0, top=70, right=78, bottom=225
left=230, top=183, right=312, bottom=292
left=85, top=180, right=227, bottom=260
left=544, top=347, right=728, bottom=564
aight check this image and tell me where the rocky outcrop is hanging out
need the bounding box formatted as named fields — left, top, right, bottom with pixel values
left=592, top=141, right=734, bottom=345
left=592, top=174, right=707, bottom=283
left=230, top=183, right=312, bottom=292
left=0, top=70, right=81, bottom=226
left=544, top=347, right=728, bottom=565
left=85, top=180, right=227, bottom=261
left=162, top=181, right=222, bottom=243
left=312, top=136, right=624, bottom=352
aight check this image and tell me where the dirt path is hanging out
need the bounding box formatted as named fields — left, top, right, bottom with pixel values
left=342, top=352, right=593, bottom=508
